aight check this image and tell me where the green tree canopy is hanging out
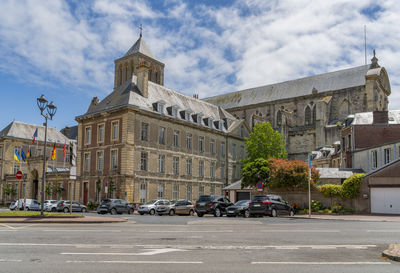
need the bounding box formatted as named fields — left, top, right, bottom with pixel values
left=241, top=158, right=270, bottom=189
left=243, top=122, right=287, bottom=163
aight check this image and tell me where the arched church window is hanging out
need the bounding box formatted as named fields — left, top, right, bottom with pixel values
left=276, top=110, right=282, bottom=127
left=305, top=106, right=311, bottom=125
left=312, top=106, right=316, bottom=124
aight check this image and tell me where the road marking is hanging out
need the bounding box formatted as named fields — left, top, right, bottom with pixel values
left=61, top=248, right=186, bottom=256
left=251, top=262, right=391, bottom=265
left=261, top=230, right=340, bottom=233
left=148, top=230, right=233, bottom=233
left=42, top=230, right=122, bottom=232
left=0, top=259, right=22, bottom=262
left=66, top=261, right=203, bottom=264
left=367, top=230, right=400, bottom=232
left=0, top=224, right=39, bottom=230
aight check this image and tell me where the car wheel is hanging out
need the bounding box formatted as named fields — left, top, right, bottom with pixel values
left=25, top=207, right=30, bottom=211
left=128, top=209, right=134, bottom=215
left=51, top=208, right=56, bottom=212
left=271, top=208, right=277, bottom=217
left=244, top=210, right=250, bottom=218
left=63, top=207, right=69, bottom=213
left=189, top=210, right=194, bottom=216
left=289, top=210, right=295, bottom=217
left=214, top=207, right=221, bottom=217
left=197, top=213, right=204, bottom=217
left=149, top=209, right=155, bottom=215
left=81, top=208, right=87, bottom=213
left=111, top=208, right=117, bottom=215
left=169, top=210, right=175, bottom=216
left=139, top=212, right=144, bottom=215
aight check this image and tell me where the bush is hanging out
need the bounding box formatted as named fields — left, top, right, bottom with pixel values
left=87, top=201, right=98, bottom=210
left=311, top=200, right=323, bottom=212
left=340, top=173, right=364, bottom=199
left=331, top=202, right=345, bottom=213
left=317, top=184, right=342, bottom=198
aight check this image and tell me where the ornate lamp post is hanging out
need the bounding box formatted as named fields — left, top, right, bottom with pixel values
left=37, top=95, right=57, bottom=216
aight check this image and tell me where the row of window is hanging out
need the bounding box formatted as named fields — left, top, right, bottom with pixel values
left=84, top=149, right=118, bottom=172
left=141, top=123, right=245, bottom=158
left=371, top=147, right=397, bottom=169
left=275, top=105, right=316, bottom=127
left=139, top=183, right=216, bottom=203
left=85, top=121, right=119, bottom=145
left=140, top=152, right=227, bottom=179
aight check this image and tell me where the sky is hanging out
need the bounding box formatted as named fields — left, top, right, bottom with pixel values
left=0, top=0, right=399, bottom=131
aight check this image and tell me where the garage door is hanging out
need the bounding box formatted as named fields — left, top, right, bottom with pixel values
left=371, top=188, right=400, bottom=214
left=236, top=192, right=250, bottom=201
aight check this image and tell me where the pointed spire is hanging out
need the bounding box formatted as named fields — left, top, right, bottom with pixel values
left=370, top=49, right=380, bottom=69
left=139, top=24, right=143, bottom=38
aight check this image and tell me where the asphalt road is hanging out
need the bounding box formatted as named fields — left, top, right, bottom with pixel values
left=0, top=214, right=399, bottom=273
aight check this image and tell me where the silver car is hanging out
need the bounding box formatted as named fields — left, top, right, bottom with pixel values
left=44, top=200, right=58, bottom=211
left=156, top=200, right=177, bottom=216
left=46, top=200, right=62, bottom=212
left=138, top=200, right=169, bottom=215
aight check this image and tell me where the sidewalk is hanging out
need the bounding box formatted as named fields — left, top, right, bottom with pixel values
left=0, top=215, right=127, bottom=224
left=294, top=214, right=400, bottom=222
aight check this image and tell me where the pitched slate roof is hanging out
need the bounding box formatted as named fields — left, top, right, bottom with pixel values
left=349, top=110, right=400, bottom=125
left=0, top=121, right=69, bottom=144
left=204, top=65, right=370, bottom=109
left=316, top=168, right=354, bottom=179
left=78, top=75, right=241, bottom=134
left=124, top=37, right=155, bottom=59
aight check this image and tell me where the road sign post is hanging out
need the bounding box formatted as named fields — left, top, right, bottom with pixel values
left=256, top=181, right=263, bottom=192
left=16, top=171, right=23, bottom=210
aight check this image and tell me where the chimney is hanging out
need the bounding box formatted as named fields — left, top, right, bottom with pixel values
left=137, top=61, right=149, bottom=98
left=373, top=110, right=388, bottom=124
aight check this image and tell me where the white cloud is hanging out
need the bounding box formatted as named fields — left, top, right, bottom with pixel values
left=0, top=0, right=399, bottom=111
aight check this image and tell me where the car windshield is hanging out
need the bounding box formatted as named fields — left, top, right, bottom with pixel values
left=145, top=200, right=157, bottom=205
left=235, top=200, right=249, bottom=206
left=50, top=200, right=58, bottom=204
left=101, top=199, right=112, bottom=204
left=253, top=196, right=269, bottom=201
left=198, top=196, right=212, bottom=202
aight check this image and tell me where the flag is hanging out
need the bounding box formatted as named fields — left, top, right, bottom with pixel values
left=26, top=148, right=30, bottom=159
left=63, top=142, right=66, bottom=158
left=21, top=149, right=26, bottom=162
left=32, top=128, right=38, bottom=144
left=14, top=149, right=21, bottom=162
left=51, top=143, right=56, bottom=160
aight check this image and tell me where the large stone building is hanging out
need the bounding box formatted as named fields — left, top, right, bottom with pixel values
left=204, top=54, right=391, bottom=161
left=75, top=35, right=249, bottom=204
left=0, top=121, right=76, bottom=204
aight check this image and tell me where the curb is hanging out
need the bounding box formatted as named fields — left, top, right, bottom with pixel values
left=0, top=217, right=127, bottom=224
left=382, top=250, right=400, bottom=262
left=292, top=215, right=400, bottom=222
left=382, top=244, right=400, bottom=262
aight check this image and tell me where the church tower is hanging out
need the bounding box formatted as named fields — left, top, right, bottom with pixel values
left=113, top=29, right=165, bottom=89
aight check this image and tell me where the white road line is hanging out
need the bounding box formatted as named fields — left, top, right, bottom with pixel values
left=367, top=230, right=400, bottom=232
left=61, top=248, right=186, bottom=256
left=261, top=230, right=340, bottom=233
left=66, top=261, right=203, bottom=264
left=0, top=259, right=22, bottom=262
left=42, top=230, right=121, bottom=232
left=147, top=230, right=233, bottom=233
left=252, top=262, right=391, bottom=265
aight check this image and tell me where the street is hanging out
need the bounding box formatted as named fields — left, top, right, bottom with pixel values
left=0, top=215, right=399, bottom=272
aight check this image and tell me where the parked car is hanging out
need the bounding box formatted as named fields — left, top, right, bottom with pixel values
left=226, top=200, right=251, bottom=218
left=46, top=200, right=63, bottom=212
left=9, top=200, right=18, bottom=210
left=44, top=200, right=58, bottom=211
left=195, top=195, right=233, bottom=217
left=138, top=200, right=169, bottom=215
left=56, top=201, right=87, bottom=213
left=24, top=199, right=41, bottom=211
left=248, top=195, right=295, bottom=217
left=156, top=200, right=176, bottom=216
left=168, top=200, right=195, bottom=216
left=97, top=199, right=134, bottom=215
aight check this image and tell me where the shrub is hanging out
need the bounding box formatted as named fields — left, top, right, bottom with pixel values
left=87, top=201, right=98, bottom=210
left=311, top=200, right=323, bottom=212
left=340, top=173, right=364, bottom=199
left=331, top=202, right=344, bottom=213
left=317, top=184, right=342, bottom=198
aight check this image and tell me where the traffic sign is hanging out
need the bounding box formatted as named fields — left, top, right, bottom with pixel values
left=256, top=181, right=263, bottom=191
left=16, top=170, right=23, bottom=180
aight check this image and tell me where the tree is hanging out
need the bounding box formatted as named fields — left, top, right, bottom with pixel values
left=243, top=122, right=287, bottom=163
left=45, top=183, right=54, bottom=199
left=340, top=173, right=365, bottom=199
left=241, top=158, right=270, bottom=188
left=268, top=158, right=320, bottom=189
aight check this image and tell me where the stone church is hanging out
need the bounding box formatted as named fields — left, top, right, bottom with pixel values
left=204, top=53, right=391, bottom=161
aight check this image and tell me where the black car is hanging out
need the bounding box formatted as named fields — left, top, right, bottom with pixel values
left=97, top=199, right=134, bottom=215
left=195, top=195, right=233, bottom=217
left=56, top=201, right=87, bottom=213
left=226, top=200, right=251, bottom=218
left=248, top=195, right=294, bottom=217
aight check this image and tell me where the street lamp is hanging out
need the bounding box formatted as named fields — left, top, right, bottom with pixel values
left=37, top=94, right=57, bottom=216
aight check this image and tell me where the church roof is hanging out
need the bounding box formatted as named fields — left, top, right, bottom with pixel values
left=0, top=121, right=70, bottom=144
left=204, top=65, right=371, bottom=109
left=78, top=76, right=241, bottom=134
left=124, top=36, right=155, bottom=59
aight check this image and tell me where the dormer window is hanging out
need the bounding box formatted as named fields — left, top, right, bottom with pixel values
left=192, top=113, right=203, bottom=125
left=180, top=109, right=193, bottom=121
left=203, top=117, right=214, bottom=129
left=167, top=105, right=179, bottom=118
left=214, top=120, right=224, bottom=130
left=153, top=100, right=166, bottom=115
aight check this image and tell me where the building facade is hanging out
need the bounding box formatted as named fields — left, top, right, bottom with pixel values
left=76, top=36, right=249, bottom=205
left=204, top=54, right=391, bottom=161
left=0, top=121, right=76, bottom=204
